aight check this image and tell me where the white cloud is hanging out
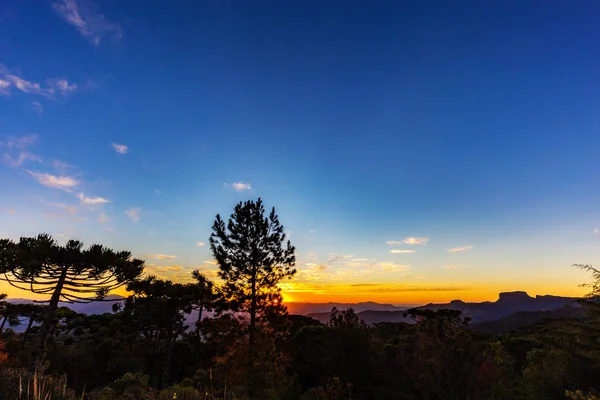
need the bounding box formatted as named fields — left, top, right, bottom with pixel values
left=0, top=79, right=11, bottom=95
left=442, top=265, right=472, bottom=269
left=594, top=228, right=599, bottom=234
left=404, top=237, right=429, bottom=245
left=32, top=101, right=44, bottom=114
left=51, top=160, right=72, bottom=173
left=52, top=0, right=123, bottom=45
left=224, top=182, right=252, bottom=191
left=197, top=241, right=205, bottom=247
left=0, top=65, right=77, bottom=99
left=53, top=203, right=78, bottom=214
left=379, top=263, right=411, bottom=273
left=387, top=237, right=429, bottom=245
left=125, top=207, right=141, bottom=222
left=203, top=260, right=218, bottom=265
left=48, top=79, right=78, bottom=95
left=77, top=192, right=109, bottom=205
left=97, top=212, right=109, bottom=225
left=2, top=134, right=38, bottom=149
left=1, top=135, right=42, bottom=167
left=328, top=254, right=354, bottom=263
left=4, top=74, right=53, bottom=97
left=150, top=254, right=177, bottom=260
left=111, top=143, right=128, bottom=154
left=3, top=152, right=42, bottom=167
left=28, top=171, right=79, bottom=190
left=390, top=249, right=416, bottom=254
left=447, top=246, right=473, bottom=253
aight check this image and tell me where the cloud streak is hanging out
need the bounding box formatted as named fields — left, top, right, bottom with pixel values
left=224, top=182, right=252, bottom=191
left=387, top=237, right=429, bottom=245
left=111, top=143, right=128, bottom=154
left=28, top=171, right=79, bottom=191
left=32, top=101, right=44, bottom=115
left=0, top=64, right=77, bottom=99
left=125, top=207, right=141, bottom=222
left=150, top=254, right=177, bottom=260
left=52, top=0, right=123, bottom=45
left=442, top=264, right=472, bottom=269
left=390, top=249, right=415, bottom=254
left=78, top=192, right=109, bottom=205
left=447, top=246, right=473, bottom=253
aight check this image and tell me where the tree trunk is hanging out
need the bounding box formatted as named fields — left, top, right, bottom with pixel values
left=248, top=272, right=257, bottom=400
left=35, top=267, right=68, bottom=367
left=195, top=304, right=204, bottom=342
left=21, top=314, right=35, bottom=349
left=161, top=318, right=176, bottom=389
left=0, top=315, right=7, bottom=332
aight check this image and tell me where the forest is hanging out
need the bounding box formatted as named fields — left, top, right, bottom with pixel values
left=1, top=198, right=600, bottom=400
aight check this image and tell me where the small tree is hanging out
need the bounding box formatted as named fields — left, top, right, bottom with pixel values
left=0, top=233, right=144, bottom=364
left=210, top=198, right=296, bottom=399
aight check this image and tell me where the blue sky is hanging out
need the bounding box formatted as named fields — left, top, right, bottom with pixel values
left=1, top=1, right=599, bottom=303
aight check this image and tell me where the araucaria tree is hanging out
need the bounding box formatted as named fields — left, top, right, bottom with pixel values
left=0, top=233, right=144, bottom=361
left=210, top=198, right=296, bottom=397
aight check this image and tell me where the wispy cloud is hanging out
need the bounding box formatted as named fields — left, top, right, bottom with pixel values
left=28, top=171, right=79, bottom=191
left=97, top=212, right=109, bottom=225
left=77, top=192, right=109, bottom=205
left=442, top=264, right=472, bottom=269
left=53, top=203, right=78, bottom=214
left=0, top=64, right=77, bottom=99
left=379, top=263, right=411, bottom=272
left=197, top=241, right=205, bottom=247
left=447, top=246, right=473, bottom=253
left=224, top=182, right=252, bottom=191
left=111, top=143, right=128, bottom=154
left=49, top=79, right=77, bottom=95
left=32, top=101, right=44, bottom=115
left=387, top=237, right=429, bottom=245
left=0, top=79, right=10, bottom=95
left=1, top=134, right=42, bottom=167
left=150, top=254, right=177, bottom=260
left=51, top=160, right=73, bottom=173
left=594, top=228, right=599, bottom=234
left=125, top=207, right=140, bottom=222
left=3, top=152, right=42, bottom=167
left=2, top=134, right=38, bottom=149
left=203, top=260, right=218, bottom=265
left=51, top=0, right=123, bottom=45
left=390, top=249, right=416, bottom=254
left=328, top=254, right=354, bottom=263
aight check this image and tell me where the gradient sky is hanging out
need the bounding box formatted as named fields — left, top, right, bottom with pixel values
left=1, top=1, right=599, bottom=304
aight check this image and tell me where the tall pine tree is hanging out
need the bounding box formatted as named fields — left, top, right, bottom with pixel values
left=210, top=198, right=296, bottom=399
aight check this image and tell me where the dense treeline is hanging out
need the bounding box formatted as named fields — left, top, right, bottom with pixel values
left=0, top=199, right=599, bottom=399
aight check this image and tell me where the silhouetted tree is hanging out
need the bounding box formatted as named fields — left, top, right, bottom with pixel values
left=0, top=234, right=144, bottom=365
left=210, top=198, right=296, bottom=399
left=126, top=276, right=198, bottom=388
left=190, top=270, right=216, bottom=342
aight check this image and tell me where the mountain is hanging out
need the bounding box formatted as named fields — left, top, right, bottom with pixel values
left=5, top=292, right=578, bottom=327
left=306, top=292, right=578, bottom=325
left=286, top=301, right=412, bottom=315
left=7, top=295, right=125, bottom=315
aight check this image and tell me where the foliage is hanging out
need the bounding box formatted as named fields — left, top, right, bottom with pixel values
left=1, top=225, right=600, bottom=399
left=0, top=234, right=144, bottom=364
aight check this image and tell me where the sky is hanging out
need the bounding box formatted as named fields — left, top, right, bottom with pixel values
left=1, top=1, right=599, bottom=305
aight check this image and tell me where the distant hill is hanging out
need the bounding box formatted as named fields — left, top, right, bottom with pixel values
left=286, top=301, right=412, bottom=315
left=470, top=304, right=585, bottom=334
left=5, top=291, right=578, bottom=328
left=7, top=294, right=125, bottom=315
left=306, top=292, right=578, bottom=325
